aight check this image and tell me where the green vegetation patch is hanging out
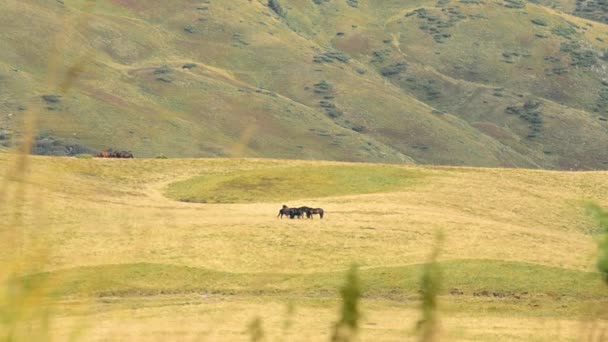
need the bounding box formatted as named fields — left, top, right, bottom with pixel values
left=165, top=165, right=423, bottom=203
left=24, top=260, right=606, bottom=317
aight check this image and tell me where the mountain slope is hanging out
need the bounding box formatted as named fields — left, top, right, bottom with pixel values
left=0, top=0, right=607, bottom=169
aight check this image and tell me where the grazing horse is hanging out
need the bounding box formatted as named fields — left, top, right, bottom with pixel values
left=289, top=208, right=304, bottom=219
left=96, top=150, right=134, bottom=158
left=278, top=205, right=291, bottom=219
left=309, top=208, right=324, bottom=219
left=298, top=206, right=313, bottom=219
left=278, top=205, right=304, bottom=219
left=118, top=151, right=134, bottom=158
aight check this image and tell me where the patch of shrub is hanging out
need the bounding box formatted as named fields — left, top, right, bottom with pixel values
left=313, top=80, right=334, bottom=96
left=351, top=125, right=366, bottom=133
left=559, top=42, right=597, bottom=68
left=268, top=0, right=285, bottom=17
left=380, top=62, right=408, bottom=76
left=371, top=50, right=391, bottom=63
left=530, top=18, right=547, bottom=26
left=183, top=25, right=195, bottom=34
left=574, top=0, right=608, bottom=24
left=32, top=134, right=93, bottom=156
left=154, top=65, right=173, bottom=82
left=571, top=50, right=597, bottom=67
left=501, top=50, right=529, bottom=63
left=560, top=41, right=579, bottom=53
left=232, top=33, right=249, bottom=47
left=411, top=7, right=465, bottom=43
left=154, top=65, right=172, bottom=75
left=182, top=63, right=197, bottom=69
left=319, top=100, right=343, bottom=118
left=504, top=0, right=525, bottom=8
left=313, top=51, right=350, bottom=63
left=156, top=76, right=173, bottom=83
left=551, top=25, right=577, bottom=38
left=405, top=78, right=442, bottom=101
left=346, top=0, right=359, bottom=8
left=545, top=66, right=568, bottom=76
left=505, top=100, right=543, bottom=139
left=42, top=95, right=61, bottom=103
left=594, top=85, right=608, bottom=115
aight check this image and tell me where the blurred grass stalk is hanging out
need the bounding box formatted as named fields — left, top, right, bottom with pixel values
left=0, top=1, right=95, bottom=340
left=331, top=264, right=361, bottom=342
left=583, top=203, right=608, bottom=341
left=417, top=231, right=444, bottom=342
left=586, top=203, right=608, bottom=284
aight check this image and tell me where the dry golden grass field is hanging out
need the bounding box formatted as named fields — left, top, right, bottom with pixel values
left=0, top=154, right=607, bottom=341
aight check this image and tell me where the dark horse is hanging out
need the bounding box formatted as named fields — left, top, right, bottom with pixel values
left=278, top=205, right=290, bottom=219
left=277, top=205, right=303, bottom=219
left=298, top=206, right=312, bottom=219
left=308, top=208, right=324, bottom=219
left=96, top=150, right=134, bottom=158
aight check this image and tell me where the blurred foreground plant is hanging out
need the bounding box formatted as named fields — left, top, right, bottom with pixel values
left=331, top=264, right=361, bottom=342
left=0, top=1, right=96, bottom=341
left=416, top=231, right=444, bottom=342
left=587, top=203, right=608, bottom=284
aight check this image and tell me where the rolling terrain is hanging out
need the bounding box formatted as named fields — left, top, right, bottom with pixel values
left=1, top=0, right=608, bottom=169
left=0, top=155, right=607, bottom=340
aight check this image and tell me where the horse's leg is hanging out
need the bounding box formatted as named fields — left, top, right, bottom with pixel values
left=320, top=210, right=324, bottom=219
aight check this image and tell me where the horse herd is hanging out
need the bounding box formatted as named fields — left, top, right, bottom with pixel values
left=278, top=205, right=324, bottom=219
left=95, top=151, right=134, bottom=158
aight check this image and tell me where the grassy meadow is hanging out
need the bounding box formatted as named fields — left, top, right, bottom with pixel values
left=1, top=154, right=607, bottom=341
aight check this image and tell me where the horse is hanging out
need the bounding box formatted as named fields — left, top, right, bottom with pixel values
left=289, top=208, right=304, bottom=219
left=298, top=206, right=313, bottom=219
left=105, top=150, right=134, bottom=158
left=278, top=205, right=305, bottom=219
left=308, top=208, right=324, bottom=219
left=278, top=205, right=291, bottom=219
left=96, top=151, right=112, bottom=158
left=118, top=151, right=134, bottom=158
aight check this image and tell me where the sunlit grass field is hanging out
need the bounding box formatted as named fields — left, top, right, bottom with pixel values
left=0, top=154, right=607, bottom=340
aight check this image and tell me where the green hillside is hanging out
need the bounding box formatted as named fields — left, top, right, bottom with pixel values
left=1, top=0, right=608, bottom=169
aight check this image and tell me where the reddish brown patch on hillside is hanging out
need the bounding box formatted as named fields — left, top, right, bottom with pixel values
left=80, top=85, right=152, bottom=116
left=472, top=122, right=512, bottom=141
left=81, top=86, right=131, bottom=108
